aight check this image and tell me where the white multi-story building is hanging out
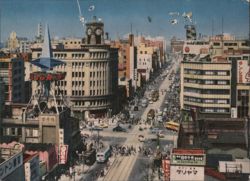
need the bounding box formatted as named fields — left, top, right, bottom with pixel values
left=31, top=18, right=118, bottom=119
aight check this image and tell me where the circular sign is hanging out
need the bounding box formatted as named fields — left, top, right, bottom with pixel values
left=185, top=47, right=190, bottom=53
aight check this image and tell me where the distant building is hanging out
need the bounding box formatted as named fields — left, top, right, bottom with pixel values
left=0, top=52, right=25, bottom=104
left=170, top=36, right=184, bottom=53
left=7, top=32, right=19, bottom=52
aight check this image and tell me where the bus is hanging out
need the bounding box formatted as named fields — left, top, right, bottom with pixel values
left=147, top=109, right=155, bottom=121
left=165, top=121, right=180, bottom=132
left=96, top=146, right=111, bottom=163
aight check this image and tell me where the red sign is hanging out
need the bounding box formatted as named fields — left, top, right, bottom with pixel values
left=59, top=145, right=68, bottom=164
left=162, top=159, right=170, bottom=181
left=30, top=72, right=66, bottom=81
left=185, top=47, right=190, bottom=53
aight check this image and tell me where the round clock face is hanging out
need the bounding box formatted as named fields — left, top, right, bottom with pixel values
left=87, top=28, right=92, bottom=35
left=95, top=28, right=102, bottom=36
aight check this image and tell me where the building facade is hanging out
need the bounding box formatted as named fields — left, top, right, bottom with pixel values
left=0, top=53, right=25, bottom=104
left=31, top=18, right=118, bottom=119
left=180, top=60, right=232, bottom=118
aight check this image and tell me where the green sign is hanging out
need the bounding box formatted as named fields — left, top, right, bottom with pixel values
left=171, top=154, right=206, bottom=166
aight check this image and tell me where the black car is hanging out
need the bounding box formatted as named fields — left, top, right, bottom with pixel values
left=113, top=125, right=127, bottom=132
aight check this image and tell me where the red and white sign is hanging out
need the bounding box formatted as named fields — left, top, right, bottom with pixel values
left=162, top=159, right=170, bottom=181
left=59, top=145, right=68, bottom=164
left=237, top=60, right=250, bottom=84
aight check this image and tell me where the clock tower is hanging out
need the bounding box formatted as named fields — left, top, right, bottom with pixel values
left=86, top=16, right=104, bottom=45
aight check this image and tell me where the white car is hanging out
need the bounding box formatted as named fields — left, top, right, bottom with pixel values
left=157, top=116, right=163, bottom=122
left=149, top=100, right=153, bottom=104
left=138, top=135, right=145, bottom=142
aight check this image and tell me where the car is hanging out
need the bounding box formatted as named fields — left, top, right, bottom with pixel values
left=158, top=131, right=165, bottom=138
left=151, top=128, right=160, bottom=134
left=149, top=100, right=154, bottom=104
left=134, top=106, right=139, bottom=111
left=89, top=126, right=103, bottom=131
left=138, top=135, right=145, bottom=142
left=99, top=123, right=108, bottom=128
left=113, top=125, right=127, bottom=132
left=139, top=127, right=143, bottom=131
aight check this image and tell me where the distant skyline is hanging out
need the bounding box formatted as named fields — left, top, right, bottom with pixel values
left=0, top=0, right=249, bottom=42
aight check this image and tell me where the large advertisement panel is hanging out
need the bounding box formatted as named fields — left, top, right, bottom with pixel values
left=237, top=60, right=250, bottom=84
left=171, top=149, right=206, bottom=166
left=170, top=166, right=204, bottom=181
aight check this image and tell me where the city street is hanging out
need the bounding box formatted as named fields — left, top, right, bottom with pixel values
left=102, top=58, right=180, bottom=181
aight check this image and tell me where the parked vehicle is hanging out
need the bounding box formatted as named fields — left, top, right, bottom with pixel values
left=113, top=125, right=127, bottom=132
left=96, top=146, right=111, bottom=163
left=138, top=135, right=145, bottom=142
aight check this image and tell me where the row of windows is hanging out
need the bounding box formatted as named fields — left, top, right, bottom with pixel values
left=90, top=89, right=106, bottom=95
left=183, top=104, right=230, bottom=113
left=2, top=127, right=38, bottom=137
left=72, top=62, right=85, bottom=67
left=72, top=81, right=85, bottom=86
left=55, top=81, right=67, bottom=86
left=213, top=42, right=248, bottom=47
left=184, top=87, right=230, bottom=94
left=72, top=72, right=85, bottom=77
left=65, top=41, right=81, bottom=45
left=55, top=90, right=67, bottom=96
left=89, top=52, right=108, bottom=59
left=184, top=78, right=230, bottom=85
left=72, top=90, right=85, bottom=96
left=90, top=71, right=106, bottom=78
left=90, top=62, right=107, bottom=68
left=74, top=100, right=109, bottom=106
left=90, top=80, right=105, bottom=87
left=184, top=96, right=229, bottom=104
left=54, top=53, right=67, bottom=58
left=72, top=54, right=85, bottom=59
left=184, top=69, right=229, bottom=76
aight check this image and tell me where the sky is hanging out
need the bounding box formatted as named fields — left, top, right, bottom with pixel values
left=0, top=0, right=249, bottom=42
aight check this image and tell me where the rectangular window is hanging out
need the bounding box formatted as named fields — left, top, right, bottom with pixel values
left=217, top=71, right=227, bottom=76
left=217, top=80, right=227, bottom=85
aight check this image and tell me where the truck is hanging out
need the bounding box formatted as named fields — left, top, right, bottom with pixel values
left=147, top=109, right=155, bottom=121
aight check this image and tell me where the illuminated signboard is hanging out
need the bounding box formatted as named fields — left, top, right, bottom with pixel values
left=171, top=149, right=206, bottom=166
left=30, top=72, right=66, bottom=81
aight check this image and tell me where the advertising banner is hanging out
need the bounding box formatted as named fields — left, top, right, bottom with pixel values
left=170, top=166, right=204, bottom=181
left=237, top=60, right=250, bottom=84
left=162, top=159, right=170, bottom=181
left=59, top=145, right=68, bottom=164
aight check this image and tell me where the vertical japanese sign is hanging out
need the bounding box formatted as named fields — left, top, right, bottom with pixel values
left=59, top=145, right=68, bottom=164
left=162, top=159, right=170, bottom=181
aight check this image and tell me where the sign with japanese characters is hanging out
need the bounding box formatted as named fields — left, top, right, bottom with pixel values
left=171, top=149, right=206, bottom=166
left=237, top=60, right=250, bottom=84
left=59, top=145, right=68, bottom=164
left=162, top=159, right=170, bottom=181
left=170, top=166, right=204, bottom=181
left=30, top=72, right=66, bottom=81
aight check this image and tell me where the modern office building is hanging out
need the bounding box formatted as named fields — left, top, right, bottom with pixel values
left=0, top=52, right=25, bottom=104
left=31, top=17, right=118, bottom=119
left=180, top=57, right=232, bottom=118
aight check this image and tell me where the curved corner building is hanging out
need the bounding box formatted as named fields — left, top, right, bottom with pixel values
left=31, top=18, right=118, bottom=119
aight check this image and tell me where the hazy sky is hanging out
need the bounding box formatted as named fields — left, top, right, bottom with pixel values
left=0, top=0, right=249, bottom=42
